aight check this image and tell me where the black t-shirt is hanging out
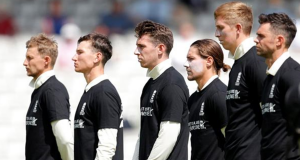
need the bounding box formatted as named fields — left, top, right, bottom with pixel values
left=188, top=78, right=227, bottom=160
left=26, top=76, right=70, bottom=160
left=225, top=47, right=267, bottom=160
left=139, top=67, right=189, bottom=160
left=261, top=57, right=300, bottom=160
left=74, top=80, right=123, bottom=160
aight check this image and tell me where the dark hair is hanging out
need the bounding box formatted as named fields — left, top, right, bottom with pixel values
left=258, top=13, right=297, bottom=48
left=191, top=39, right=231, bottom=73
left=78, top=33, right=112, bottom=65
left=26, top=33, right=58, bottom=67
left=135, top=20, right=173, bottom=55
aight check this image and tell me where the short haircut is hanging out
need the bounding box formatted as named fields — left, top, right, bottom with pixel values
left=77, top=33, right=112, bottom=65
left=135, top=20, right=173, bottom=55
left=191, top=39, right=231, bottom=73
left=214, top=1, right=253, bottom=35
left=258, top=13, right=297, bottom=48
left=26, top=33, right=58, bottom=67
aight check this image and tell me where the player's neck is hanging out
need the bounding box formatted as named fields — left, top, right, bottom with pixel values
left=84, top=67, right=104, bottom=84
left=267, top=48, right=288, bottom=69
left=230, top=34, right=250, bottom=54
left=196, top=71, right=216, bottom=91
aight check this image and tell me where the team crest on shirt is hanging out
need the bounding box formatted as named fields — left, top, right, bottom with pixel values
left=141, top=107, right=153, bottom=116
left=26, top=117, right=38, bottom=126
left=80, top=102, right=86, bottom=115
left=269, top=84, right=275, bottom=98
left=150, top=90, right=157, bottom=103
left=261, top=103, right=276, bottom=114
left=33, top=100, right=38, bottom=113
left=226, top=89, right=240, bottom=99
left=188, top=120, right=207, bottom=131
left=74, top=119, right=85, bottom=128
left=199, top=102, right=204, bottom=116
left=235, top=72, right=242, bottom=86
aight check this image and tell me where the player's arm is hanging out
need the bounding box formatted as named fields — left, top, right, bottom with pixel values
left=132, top=134, right=140, bottom=160
left=45, top=88, right=74, bottom=160
left=148, top=85, right=187, bottom=160
left=210, top=91, right=228, bottom=138
left=95, top=128, right=118, bottom=160
left=248, top=57, right=267, bottom=99
left=51, top=119, right=74, bottom=160
left=283, top=72, right=300, bottom=150
left=95, top=91, right=122, bottom=160
left=147, top=121, right=181, bottom=160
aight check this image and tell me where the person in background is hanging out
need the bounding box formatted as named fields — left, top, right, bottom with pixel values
left=95, top=1, right=134, bottom=37
left=132, top=20, right=189, bottom=160
left=254, top=12, right=300, bottom=160
left=42, top=0, right=67, bottom=35
left=214, top=2, right=267, bottom=160
left=72, top=33, right=123, bottom=160
left=184, top=39, right=230, bottom=160
left=24, top=33, right=73, bottom=160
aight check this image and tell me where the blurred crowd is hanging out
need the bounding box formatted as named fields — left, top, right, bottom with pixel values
left=1, top=0, right=300, bottom=67
left=0, top=0, right=298, bottom=36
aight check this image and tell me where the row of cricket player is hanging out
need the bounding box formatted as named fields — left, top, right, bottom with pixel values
left=24, top=1, right=300, bottom=160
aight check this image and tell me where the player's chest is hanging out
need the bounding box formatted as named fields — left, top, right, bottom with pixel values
left=261, top=77, right=281, bottom=115
left=227, top=69, right=248, bottom=100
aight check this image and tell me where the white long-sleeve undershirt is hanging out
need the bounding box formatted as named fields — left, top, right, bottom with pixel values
left=132, top=121, right=181, bottom=160
left=51, top=119, right=74, bottom=160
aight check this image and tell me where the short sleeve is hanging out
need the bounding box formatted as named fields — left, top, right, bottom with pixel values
left=281, top=70, right=300, bottom=131
left=247, top=57, right=267, bottom=100
left=158, top=85, right=187, bottom=122
left=94, top=91, right=121, bottom=130
left=43, top=89, right=70, bottom=122
left=208, top=91, right=228, bottom=129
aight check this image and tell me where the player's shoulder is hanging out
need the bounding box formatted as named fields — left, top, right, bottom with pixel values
left=44, top=76, right=67, bottom=91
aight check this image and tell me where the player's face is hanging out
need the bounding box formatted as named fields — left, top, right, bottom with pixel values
left=134, top=35, right=160, bottom=70
left=72, top=40, right=97, bottom=73
left=184, top=46, right=207, bottom=81
left=254, top=23, right=276, bottom=58
left=23, top=47, right=47, bottom=80
left=215, top=17, right=237, bottom=53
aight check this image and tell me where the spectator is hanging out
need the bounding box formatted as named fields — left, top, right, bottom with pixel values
left=0, top=6, right=16, bottom=35
left=42, top=0, right=68, bottom=35
left=95, top=1, right=134, bottom=37
left=57, top=23, right=81, bottom=70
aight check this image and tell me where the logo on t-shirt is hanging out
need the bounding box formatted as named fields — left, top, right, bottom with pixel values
left=80, top=102, right=86, bottom=115
left=33, top=100, right=38, bottom=113
left=269, top=84, right=275, bottom=98
left=189, top=120, right=207, bottom=131
left=261, top=103, right=276, bottom=114
left=150, top=90, right=157, bottom=103
left=141, top=107, right=153, bottom=116
left=74, top=119, right=85, bottom=128
left=226, top=89, right=240, bottom=99
left=26, top=117, right=38, bottom=126
left=235, top=72, right=242, bottom=86
left=199, top=102, right=204, bottom=116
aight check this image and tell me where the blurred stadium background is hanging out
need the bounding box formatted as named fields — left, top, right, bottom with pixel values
left=1, top=0, right=300, bottom=159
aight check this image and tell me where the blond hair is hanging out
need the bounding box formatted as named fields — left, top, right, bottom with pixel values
left=26, top=33, right=58, bottom=67
left=214, top=1, right=253, bottom=35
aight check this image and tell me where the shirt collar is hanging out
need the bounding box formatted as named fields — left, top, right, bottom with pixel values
left=29, top=70, right=55, bottom=89
left=229, top=37, right=255, bottom=60
left=147, top=59, right=172, bottom=80
left=266, top=52, right=290, bottom=76
left=85, top=74, right=108, bottom=92
left=197, top=75, right=218, bottom=92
